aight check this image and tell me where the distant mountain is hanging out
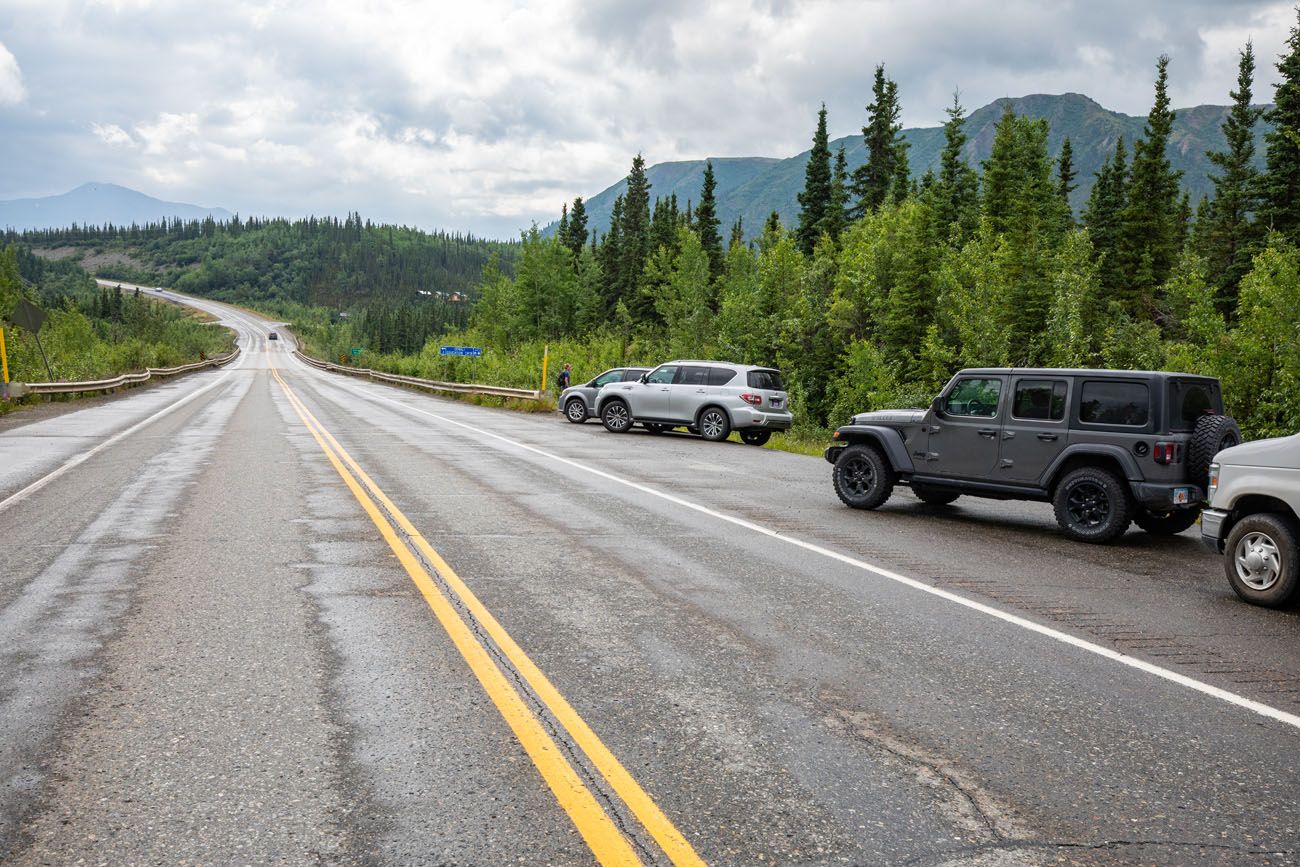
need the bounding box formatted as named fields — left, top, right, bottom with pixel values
left=0, top=182, right=232, bottom=231
left=563, top=94, right=1272, bottom=241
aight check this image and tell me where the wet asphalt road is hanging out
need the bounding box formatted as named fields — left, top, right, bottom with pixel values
left=0, top=289, right=1298, bottom=866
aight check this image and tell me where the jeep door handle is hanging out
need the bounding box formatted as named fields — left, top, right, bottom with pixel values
left=1037, top=433, right=1058, bottom=442
left=978, top=429, right=997, bottom=438
left=1002, top=431, right=1016, bottom=440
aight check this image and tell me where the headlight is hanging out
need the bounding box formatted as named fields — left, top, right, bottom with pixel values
left=1208, top=462, right=1219, bottom=497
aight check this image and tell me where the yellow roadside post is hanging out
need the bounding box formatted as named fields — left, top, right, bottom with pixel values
left=0, top=327, right=9, bottom=400
left=540, top=344, right=549, bottom=394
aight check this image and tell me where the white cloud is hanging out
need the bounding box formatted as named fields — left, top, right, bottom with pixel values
left=0, top=42, right=26, bottom=105
left=91, top=122, right=133, bottom=146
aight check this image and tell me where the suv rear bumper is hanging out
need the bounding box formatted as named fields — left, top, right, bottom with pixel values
left=1130, top=481, right=1204, bottom=511
left=1200, top=507, right=1228, bottom=552
left=732, top=407, right=793, bottom=431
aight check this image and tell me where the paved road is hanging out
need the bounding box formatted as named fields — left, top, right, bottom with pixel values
left=1, top=289, right=1297, bottom=865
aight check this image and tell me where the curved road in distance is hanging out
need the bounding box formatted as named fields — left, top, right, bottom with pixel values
left=0, top=286, right=1297, bottom=865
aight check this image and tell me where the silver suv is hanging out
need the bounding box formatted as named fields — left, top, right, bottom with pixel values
left=594, top=360, right=793, bottom=445
left=559, top=367, right=650, bottom=423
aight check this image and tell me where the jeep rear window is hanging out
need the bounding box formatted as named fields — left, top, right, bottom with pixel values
left=1169, top=380, right=1221, bottom=431
left=1079, top=381, right=1149, bottom=427
left=747, top=369, right=785, bottom=390
left=708, top=368, right=737, bottom=386
left=1012, top=380, right=1067, bottom=421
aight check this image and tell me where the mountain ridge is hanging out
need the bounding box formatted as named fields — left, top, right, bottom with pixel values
left=559, top=93, right=1272, bottom=241
left=0, top=182, right=233, bottom=231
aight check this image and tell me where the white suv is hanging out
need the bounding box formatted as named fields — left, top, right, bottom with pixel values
left=594, top=360, right=793, bottom=446
left=1201, top=433, right=1300, bottom=606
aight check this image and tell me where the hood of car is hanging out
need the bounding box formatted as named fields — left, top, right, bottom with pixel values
left=851, top=409, right=927, bottom=427
left=1215, top=432, right=1300, bottom=469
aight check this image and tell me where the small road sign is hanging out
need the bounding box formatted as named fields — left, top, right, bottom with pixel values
left=7, top=299, right=46, bottom=333
left=439, top=346, right=483, bottom=357
left=350, top=347, right=363, bottom=357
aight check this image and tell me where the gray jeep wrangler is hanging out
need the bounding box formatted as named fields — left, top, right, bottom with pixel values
left=824, top=368, right=1241, bottom=543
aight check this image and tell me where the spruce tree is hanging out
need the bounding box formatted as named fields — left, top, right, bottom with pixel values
left=729, top=217, right=745, bottom=249
left=599, top=195, right=624, bottom=313
left=566, top=197, right=588, bottom=259
left=823, top=145, right=850, bottom=244
left=935, top=92, right=979, bottom=243
left=1083, top=138, right=1129, bottom=295
left=695, top=160, right=723, bottom=281
left=1057, top=137, right=1077, bottom=228
left=1118, top=55, right=1183, bottom=313
left=618, top=154, right=653, bottom=320
left=797, top=105, right=833, bottom=255
left=1205, top=41, right=1263, bottom=299
left=850, top=65, right=908, bottom=217
left=1260, top=10, right=1300, bottom=243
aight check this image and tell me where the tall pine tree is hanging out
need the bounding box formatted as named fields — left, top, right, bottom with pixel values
left=1084, top=137, right=1129, bottom=296
left=935, top=92, right=979, bottom=243
left=565, top=197, right=588, bottom=259
left=1259, top=10, right=1300, bottom=243
left=797, top=105, right=833, bottom=255
left=1205, top=41, right=1263, bottom=300
left=1057, top=137, right=1077, bottom=229
left=1117, top=55, right=1183, bottom=313
left=850, top=65, right=908, bottom=217
left=695, top=161, right=723, bottom=282
left=618, top=154, right=653, bottom=320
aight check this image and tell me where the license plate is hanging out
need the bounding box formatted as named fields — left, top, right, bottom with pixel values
left=1172, top=487, right=1191, bottom=505
left=770, top=399, right=783, bottom=408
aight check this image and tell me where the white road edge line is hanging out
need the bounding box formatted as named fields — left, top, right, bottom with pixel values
left=300, top=362, right=1300, bottom=733
left=0, top=370, right=236, bottom=515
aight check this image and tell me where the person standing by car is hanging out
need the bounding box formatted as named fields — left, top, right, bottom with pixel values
left=557, top=363, right=572, bottom=391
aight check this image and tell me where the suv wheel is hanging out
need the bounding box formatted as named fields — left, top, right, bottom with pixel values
left=1052, top=466, right=1132, bottom=543
left=1188, top=414, right=1242, bottom=488
left=698, top=407, right=731, bottom=442
left=912, top=485, right=960, bottom=506
left=1224, top=513, right=1299, bottom=607
left=1134, top=507, right=1201, bottom=536
left=832, top=444, right=896, bottom=510
left=739, top=430, right=771, bottom=447
left=564, top=398, right=588, bottom=423
left=601, top=400, right=633, bottom=433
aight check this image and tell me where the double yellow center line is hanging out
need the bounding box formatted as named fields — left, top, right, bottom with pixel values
left=271, top=367, right=704, bottom=867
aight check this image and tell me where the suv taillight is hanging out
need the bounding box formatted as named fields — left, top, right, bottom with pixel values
left=740, top=393, right=763, bottom=406
left=1153, top=441, right=1180, bottom=464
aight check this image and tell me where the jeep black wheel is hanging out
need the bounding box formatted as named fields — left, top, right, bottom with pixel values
left=1052, top=467, right=1132, bottom=543
left=698, top=407, right=731, bottom=442
left=564, top=398, right=588, bottom=423
left=1134, top=507, right=1201, bottom=536
left=1224, top=513, right=1299, bottom=607
left=601, top=400, right=632, bottom=433
left=740, top=430, right=771, bottom=446
left=832, top=444, right=895, bottom=510
left=912, top=485, right=960, bottom=506
left=1188, top=414, right=1241, bottom=490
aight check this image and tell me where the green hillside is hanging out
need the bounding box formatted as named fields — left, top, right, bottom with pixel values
left=568, top=93, right=1271, bottom=239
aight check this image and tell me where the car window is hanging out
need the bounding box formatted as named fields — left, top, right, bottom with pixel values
left=592, top=370, right=622, bottom=387
left=708, top=367, right=737, bottom=386
left=1079, top=381, right=1150, bottom=426
left=676, top=366, right=710, bottom=385
left=943, top=378, right=1002, bottom=417
left=747, top=369, right=785, bottom=390
left=646, top=366, right=677, bottom=385
left=1012, top=380, right=1067, bottom=421
left=1169, top=380, right=1219, bottom=431
left=622, top=369, right=649, bottom=382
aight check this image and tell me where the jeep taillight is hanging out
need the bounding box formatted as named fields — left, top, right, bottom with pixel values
left=1153, top=441, right=1180, bottom=464
left=740, top=393, right=763, bottom=406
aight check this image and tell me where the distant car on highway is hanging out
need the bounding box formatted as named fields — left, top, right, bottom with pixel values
left=560, top=367, right=650, bottom=423
left=268, top=331, right=279, bottom=340
left=1202, top=433, right=1300, bottom=607
left=595, top=360, right=792, bottom=445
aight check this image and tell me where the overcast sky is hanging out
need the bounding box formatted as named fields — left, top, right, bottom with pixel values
left=0, top=0, right=1294, bottom=238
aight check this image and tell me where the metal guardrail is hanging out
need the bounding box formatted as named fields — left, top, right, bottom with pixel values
left=13, top=347, right=242, bottom=397
left=294, top=351, right=540, bottom=400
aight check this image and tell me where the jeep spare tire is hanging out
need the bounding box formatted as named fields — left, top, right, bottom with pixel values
left=1188, top=414, right=1242, bottom=490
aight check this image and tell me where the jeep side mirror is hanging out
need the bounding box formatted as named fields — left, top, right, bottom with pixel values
left=931, top=395, right=944, bottom=414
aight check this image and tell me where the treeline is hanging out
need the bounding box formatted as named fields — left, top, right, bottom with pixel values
left=373, top=19, right=1299, bottom=440
left=4, top=212, right=517, bottom=311
left=0, top=248, right=232, bottom=386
